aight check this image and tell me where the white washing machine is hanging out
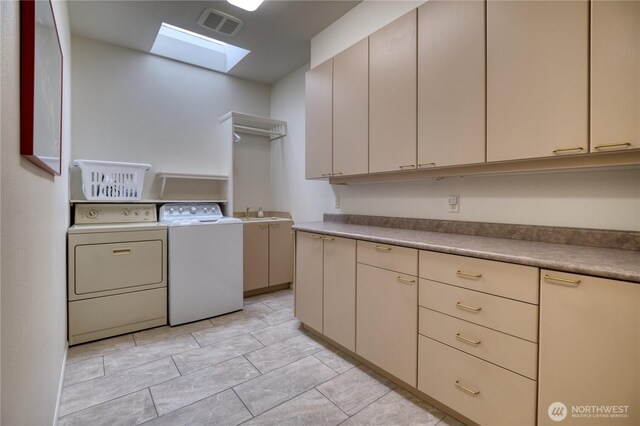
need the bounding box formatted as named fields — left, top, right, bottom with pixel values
left=160, top=203, right=243, bottom=325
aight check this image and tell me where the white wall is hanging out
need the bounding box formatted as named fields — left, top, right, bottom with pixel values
left=270, top=65, right=335, bottom=222
left=1, top=0, right=72, bottom=423
left=70, top=36, right=271, bottom=202
left=273, top=0, right=640, bottom=231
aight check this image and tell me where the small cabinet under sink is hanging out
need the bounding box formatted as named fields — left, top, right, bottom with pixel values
left=243, top=219, right=293, bottom=293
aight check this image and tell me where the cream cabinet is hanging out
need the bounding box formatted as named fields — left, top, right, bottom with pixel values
left=243, top=220, right=293, bottom=292
left=333, top=38, right=369, bottom=176
left=356, top=242, right=418, bottom=386
left=487, top=0, right=589, bottom=161
left=417, top=0, right=485, bottom=168
left=305, top=59, right=333, bottom=179
left=538, top=271, right=639, bottom=426
left=322, top=236, right=356, bottom=351
left=369, top=9, right=417, bottom=173
left=591, top=0, right=639, bottom=153
left=243, top=222, right=269, bottom=291
left=295, top=232, right=324, bottom=331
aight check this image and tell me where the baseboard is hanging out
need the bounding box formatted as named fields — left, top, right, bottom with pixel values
left=243, top=282, right=291, bottom=297
left=53, top=342, right=68, bottom=425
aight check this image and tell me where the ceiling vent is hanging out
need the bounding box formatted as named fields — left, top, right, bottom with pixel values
left=198, top=8, right=243, bottom=37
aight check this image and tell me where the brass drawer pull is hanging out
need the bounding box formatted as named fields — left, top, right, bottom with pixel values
left=544, top=274, right=581, bottom=285
left=553, top=147, right=584, bottom=154
left=594, top=142, right=631, bottom=151
left=311, top=234, right=323, bottom=239
left=455, top=380, right=480, bottom=396
left=396, top=276, right=416, bottom=285
left=399, top=164, right=416, bottom=170
left=418, top=162, right=436, bottom=168
left=112, top=248, right=132, bottom=255
left=456, top=270, right=482, bottom=279
left=456, top=301, right=482, bottom=312
left=321, top=173, right=332, bottom=177
left=322, top=236, right=335, bottom=241
left=375, top=245, right=392, bottom=252
left=332, top=172, right=343, bottom=176
left=456, top=333, right=481, bottom=346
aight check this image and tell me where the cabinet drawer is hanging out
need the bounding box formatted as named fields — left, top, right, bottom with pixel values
left=419, top=307, right=538, bottom=380
left=357, top=240, right=418, bottom=276
left=69, top=288, right=167, bottom=345
left=419, top=336, right=536, bottom=426
left=419, top=279, right=538, bottom=342
left=357, top=263, right=417, bottom=386
left=419, top=251, right=539, bottom=304
left=75, top=240, right=164, bottom=295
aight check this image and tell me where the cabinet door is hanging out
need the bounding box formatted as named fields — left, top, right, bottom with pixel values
left=591, top=0, right=639, bottom=153
left=294, top=232, right=324, bottom=331
left=538, top=271, right=639, bottom=426
left=269, top=221, right=293, bottom=286
left=369, top=10, right=417, bottom=173
left=243, top=222, right=269, bottom=291
left=418, top=0, right=485, bottom=168
left=305, top=59, right=333, bottom=179
left=487, top=1, right=589, bottom=161
left=357, top=263, right=417, bottom=386
left=333, top=38, right=369, bottom=176
left=323, top=236, right=356, bottom=351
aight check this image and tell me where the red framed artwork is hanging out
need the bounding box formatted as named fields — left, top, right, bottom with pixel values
left=20, top=0, right=63, bottom=175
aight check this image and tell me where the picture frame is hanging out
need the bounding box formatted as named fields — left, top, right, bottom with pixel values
left=20, top=0, right=64, bottom=176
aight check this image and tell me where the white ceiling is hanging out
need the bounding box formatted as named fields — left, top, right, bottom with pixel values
left=68, top=0, right=361, bottom=84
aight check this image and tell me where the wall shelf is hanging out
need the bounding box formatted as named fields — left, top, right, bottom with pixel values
left=156, top=172, right=229, bottom=199
left=219, top=111, right=287, bottom=141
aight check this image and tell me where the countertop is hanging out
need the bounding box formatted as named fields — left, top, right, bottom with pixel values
left=293, top=221, right=640, bottom=283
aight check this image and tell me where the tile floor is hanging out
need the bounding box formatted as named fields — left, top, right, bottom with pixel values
left=59, top=289, right=466, bottom=426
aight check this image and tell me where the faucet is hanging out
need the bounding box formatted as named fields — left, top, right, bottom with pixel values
left=245, top=207, right=250, bottom=218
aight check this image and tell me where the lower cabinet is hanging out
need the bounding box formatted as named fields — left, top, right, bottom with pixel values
left=243, top=220, right=293, bottom=292
left=538, top=271, right=639, bottom=426
left=356, top=263, right=417, bottom=386
left=294, top=232, right=324, bottom=331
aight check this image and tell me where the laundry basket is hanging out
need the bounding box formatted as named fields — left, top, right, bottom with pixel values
left=74, top=160, right=151, bottom=201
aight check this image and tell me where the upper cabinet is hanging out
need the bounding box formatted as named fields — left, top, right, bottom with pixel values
left=591, top=0, right=639, bottom=153
left=369, top=10, right=417, bottom=173
left=333, top=38, right=369, bottom=176
left=486, top=0, right=589, bottom=161
left=305, top=59, right=333, bottom=179
left=418, top=1, right=485, bottom=168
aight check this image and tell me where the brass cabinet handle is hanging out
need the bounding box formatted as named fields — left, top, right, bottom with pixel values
left=399, top=164, right=416, bottom=170
left=332, top=172, right=343, bottom=176
left=418, top=162, right=436, bottom=168
left=456, top=333, right=481, bottom=346
left=311, top=234, right=323, bottom=239
left=112, top=248, right=132, bottom=255
left=375, top=245, right=392, bottom=252
left=322, top=236, right=335, bottom=241
left=544, top=274, right=581, bottom=285
left=456, top=270, right=482, bottom=279
left=455, top=380, right=480, bottom=396
left=594, top=142, right=632, bottom=151
left=553, top=147, right=584, bottom=154
left=396, top=276, right=416, bottom=285
left=321, top=173, right=332, bottom=177
left=456, top=301, right=482, bottom=312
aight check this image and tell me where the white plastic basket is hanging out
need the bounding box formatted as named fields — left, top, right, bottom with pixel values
left=74, top=160, right=151, bottom=201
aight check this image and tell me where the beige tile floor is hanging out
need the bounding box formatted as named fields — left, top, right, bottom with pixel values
left=59, top=289, right=466, bottom=426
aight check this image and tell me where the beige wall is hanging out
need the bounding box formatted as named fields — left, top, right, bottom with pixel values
left=1, top=0, right=72, bottom=424
left=70, top=36, right=272, bottom=202
left=272, top=0, right=640, bottom=231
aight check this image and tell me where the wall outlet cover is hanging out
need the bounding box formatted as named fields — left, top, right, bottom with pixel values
left=448, top=194, right=460, bottom=213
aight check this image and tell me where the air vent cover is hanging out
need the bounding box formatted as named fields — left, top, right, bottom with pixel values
left=198, top=8, right=243, bottom=36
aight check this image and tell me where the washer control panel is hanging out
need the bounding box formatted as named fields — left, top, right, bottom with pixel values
left=75, top=204, right=157, bottom=224
left=159, top=203, right=223, bottom=222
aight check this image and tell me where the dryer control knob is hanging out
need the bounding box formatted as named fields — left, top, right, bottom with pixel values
left=86, top=210, right=98, bottom=219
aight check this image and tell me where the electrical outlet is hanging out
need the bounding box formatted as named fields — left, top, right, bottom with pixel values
left=334, top=194, right=341, bottom=209
left=448, top=194, right=460, bottom=213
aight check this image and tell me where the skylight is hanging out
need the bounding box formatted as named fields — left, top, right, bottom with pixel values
left=150, top=23, right=250, bottom=73
left=227, top=0, right=264, bottom=12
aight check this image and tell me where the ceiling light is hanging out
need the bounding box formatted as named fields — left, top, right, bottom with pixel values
left=227, top=0, right=264, bottom=12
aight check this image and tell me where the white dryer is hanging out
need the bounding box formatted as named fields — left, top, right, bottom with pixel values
left=160, top=203, right=243, bottom=325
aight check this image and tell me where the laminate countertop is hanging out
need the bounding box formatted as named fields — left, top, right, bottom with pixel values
left=292, top=221, right=640, bottom=283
